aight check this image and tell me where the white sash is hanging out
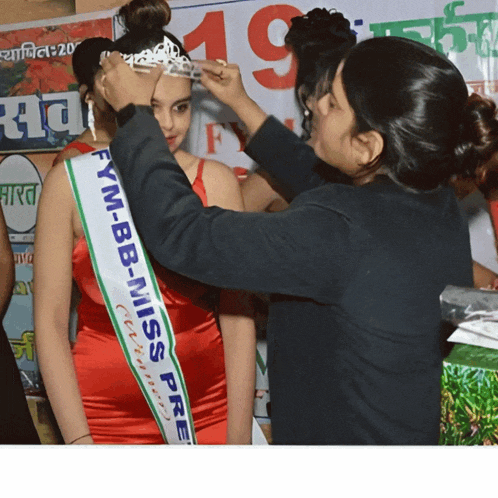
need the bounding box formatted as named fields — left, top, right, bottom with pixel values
left=66, top=147, right=269, bottom=445
left=66, top=148, right=196, bottom=444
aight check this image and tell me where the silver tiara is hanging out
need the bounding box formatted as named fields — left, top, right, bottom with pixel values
left=100, top=36, right=202, bottom=81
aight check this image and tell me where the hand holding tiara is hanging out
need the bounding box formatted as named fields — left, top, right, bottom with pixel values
left=98, top=51, right=164, bottom=112
left=198, top=60, right=249, bottom=109
left=199, top=59, right=268, bottom=138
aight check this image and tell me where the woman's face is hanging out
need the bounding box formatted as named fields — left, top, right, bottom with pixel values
left=151, top=74, right=192, bottom=153
left=312, top=64, right=363, bottom=177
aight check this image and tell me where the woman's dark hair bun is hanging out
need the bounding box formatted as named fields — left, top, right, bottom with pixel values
left=456, top=93, right=498, bottom=177
left=111, top=0, right=188, bottom=61
left=119, top=0, right=171, bottom=35
left=285, top=8, right=355, bottom=59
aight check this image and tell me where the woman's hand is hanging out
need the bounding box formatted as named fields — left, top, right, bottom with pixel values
left=98, top=52, right=164, bottom=112
left=199, top=59, right=267, bottom=138
left=199, top=60, right=249, bottom=111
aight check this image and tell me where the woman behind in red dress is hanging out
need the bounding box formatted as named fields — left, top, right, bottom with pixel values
left=34, top=0, right=256, bottom=445
left=240, top=8, right=356, bottom=213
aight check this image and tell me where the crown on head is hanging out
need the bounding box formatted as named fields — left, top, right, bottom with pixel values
left=101, top=36, right=201, bottom=81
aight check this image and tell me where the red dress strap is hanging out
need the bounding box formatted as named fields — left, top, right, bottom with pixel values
left=63, top=141, right=96, bottom=154
left=191, top=158, right=208, bottom=207
left=52, top=141, right=96, bottom=167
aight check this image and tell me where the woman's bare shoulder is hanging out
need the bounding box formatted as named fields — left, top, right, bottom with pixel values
left=201, top=159, right=244, bottom=210
left=202, top=158, right=238, bottom=181
left=41, top=160, right=73, bottom=203
left=53, top=147, right=84, bottom=164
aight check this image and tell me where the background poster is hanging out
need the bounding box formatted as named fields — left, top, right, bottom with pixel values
left=0, top=152, right=53, bottom=390
left=0, top=14, right=114, bottom=389
left=165, top=0, right=498, bottom=172
left=0, top=17, right=114, bottom=153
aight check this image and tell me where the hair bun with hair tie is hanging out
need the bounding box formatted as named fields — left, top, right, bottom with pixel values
left=119, top=0, right=172, bottom=36
left=455, top=93, right=498, bottom=179
left=286, top=8, right=356, bottom=60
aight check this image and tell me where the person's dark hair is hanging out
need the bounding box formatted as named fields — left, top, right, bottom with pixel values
left=340, top=36, right=498, bottom=191
left=72, top=37, right=113, bottom=93
left=110, top=0, right=189, bottom=61
left=285, top=8, right=356, bottom=139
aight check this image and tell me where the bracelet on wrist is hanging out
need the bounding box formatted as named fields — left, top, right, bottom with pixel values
left=68, top=433, right=92, bottom=444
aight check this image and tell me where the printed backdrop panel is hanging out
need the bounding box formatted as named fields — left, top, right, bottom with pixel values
left=1, top=153, right=52, bottom=391
left=0, top=17, right=113, bottom=153
left=165, top=0, right=498, bottom=172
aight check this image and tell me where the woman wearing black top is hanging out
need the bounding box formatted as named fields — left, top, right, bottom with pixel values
left=0, top=204, right=39, bottom=444
left=99, top=36, right=498, bottom=444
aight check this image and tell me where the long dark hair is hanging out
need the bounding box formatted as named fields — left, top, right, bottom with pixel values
left=285, top=9, right=356, bottom=139
left=110, top=0, right=189, bottom=60
left=341, top=36, right=498, bottom=191
left=72, top=37, right=113, bottom=95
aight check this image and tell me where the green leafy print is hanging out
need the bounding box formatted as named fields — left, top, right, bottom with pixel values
left=440, top=365, right=498, bottom=445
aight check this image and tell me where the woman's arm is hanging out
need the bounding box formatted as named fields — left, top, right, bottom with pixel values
left=199, top=61, right=352, bottom=197
left=199, top=61, right=343, bottom=199
left=0, top=206, right=40, bottom=444
left=0, top=204, right=14, bottom=319
left=110, top=106, right=357, bottom=304
left=99, top=55, right=347, bottom=200
left=203, top=161, right=256, bottom=444
left=241, top=170, right=288, bottom=212
left=473, top=260, right=498, bottom=289
left=218, top=290, right=255, bottom=444
left=244, top=116, right=351, bottom=199
left=34, top=164, right=93, bottom=444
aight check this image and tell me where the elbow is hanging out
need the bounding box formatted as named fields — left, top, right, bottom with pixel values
left=6, top=257, right=14, bottom=295
left=0, top=255, right=15, bottom=315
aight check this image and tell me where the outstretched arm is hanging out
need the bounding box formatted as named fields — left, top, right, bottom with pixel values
left=109, top=105, right=358, bottom=304
left=34, top=164, right=93, bottom=444
left=199, top=60, right=350, bottom=199
left=98, top=54, right=349, bottom=201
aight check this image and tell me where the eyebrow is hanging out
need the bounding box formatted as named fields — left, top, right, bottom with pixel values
left=151, top=96, right=192, bottom=106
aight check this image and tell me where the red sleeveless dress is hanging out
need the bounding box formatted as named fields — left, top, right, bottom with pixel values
left=68, top=143, right=228, bottom=444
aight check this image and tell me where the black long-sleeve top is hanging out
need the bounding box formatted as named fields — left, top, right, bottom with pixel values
left=110, top=107, right=473, bottom=445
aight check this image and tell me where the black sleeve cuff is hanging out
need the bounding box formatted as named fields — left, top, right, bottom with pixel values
left=116, top=104, right=155, bottom=128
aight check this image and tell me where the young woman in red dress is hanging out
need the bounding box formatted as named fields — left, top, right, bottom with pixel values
left=34, top=0, right=256, bottom=445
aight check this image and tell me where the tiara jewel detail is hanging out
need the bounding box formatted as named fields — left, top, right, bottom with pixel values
left=100, top=36, right=202, bottom=81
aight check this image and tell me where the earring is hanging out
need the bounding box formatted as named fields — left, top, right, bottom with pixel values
left=87, top=100, right=97, bottom=141
left=301, top=107, right=312, bottom=141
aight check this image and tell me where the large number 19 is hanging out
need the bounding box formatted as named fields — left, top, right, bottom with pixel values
left=183, top=4, right=302, bottom=90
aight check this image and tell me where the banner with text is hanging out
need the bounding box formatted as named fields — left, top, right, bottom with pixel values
left=0, top=17, right=113, bottom=153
